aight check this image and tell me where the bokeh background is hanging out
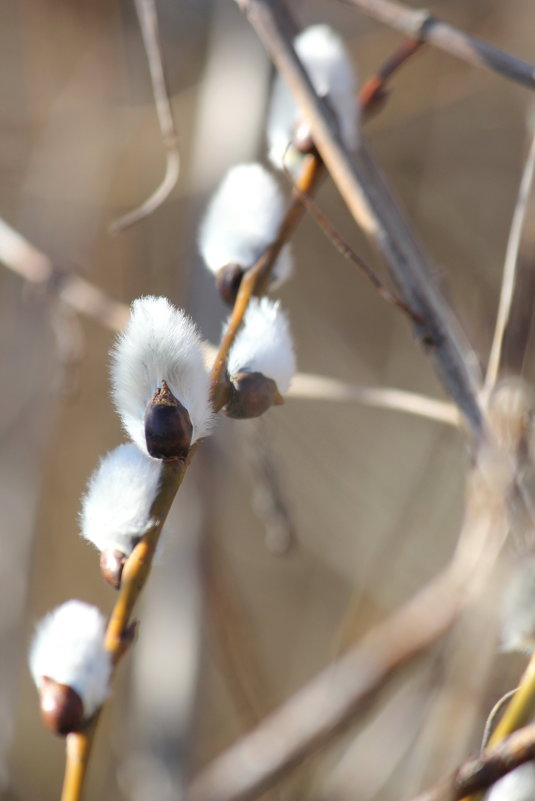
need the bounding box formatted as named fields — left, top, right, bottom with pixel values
left=1, top=0, right=534, bottom=799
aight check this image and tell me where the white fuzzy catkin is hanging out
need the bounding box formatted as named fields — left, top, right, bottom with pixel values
left=80, top=443, right=162, bottom=555
left=267, top=24, right=359, bottom=170
left=29, top=600, right=111, bottom=717
left=198, top=163, right=293, bottom=286
left=227, top=298, right=296, bottom=394
left=501, top=555, right=535, bottom=653
left=487, top=763, right=535, bottom=801
left=111, top=296, right=213, bottom=455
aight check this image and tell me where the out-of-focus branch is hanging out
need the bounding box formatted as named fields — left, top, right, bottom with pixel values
left=111, top=0, right=180, bottom=231
left=0, top=218, right=129, bottom=331
left=184, top=439, right=510, bottom=801
left=413, top=722, right=535, bottom=801
left=288, top=373, right=459, bottom=426
left=234, top=0, right=483, bottom=441
left=484, top=118, right=535, bottom=397
left=336, top=0, right=535, bottom=91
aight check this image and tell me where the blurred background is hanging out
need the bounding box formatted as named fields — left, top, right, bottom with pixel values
left=1, top=0, right=534, bottom=799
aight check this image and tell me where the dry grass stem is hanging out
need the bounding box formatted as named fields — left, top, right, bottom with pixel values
left=234, top=0, right=483, bottom=440
left=484, top=121, right=535, bottom=398
left=111, top=0, right=180, bottom=232
left=337, top=0, right=535, bottom=91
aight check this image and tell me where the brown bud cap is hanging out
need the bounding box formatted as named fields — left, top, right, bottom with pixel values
left=145, top=380, right=193, bottom=461
left=39, top=676, right=84, bottom=736
left=100, top=548, right=127, bottom=589
left=215, top=263, right=245, bottom=306
left=224, top=371, right=284, bottom=419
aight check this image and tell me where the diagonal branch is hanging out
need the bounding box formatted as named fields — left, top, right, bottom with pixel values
left=234, top=0, right=483, bottom=441
left=336, top=0, right=535, bottom=91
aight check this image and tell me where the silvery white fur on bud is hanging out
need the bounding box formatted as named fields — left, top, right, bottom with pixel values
left=198, top=163, right=293, bottom=287
left=501, top=555, right=535, bottom=653
left=111, top=296, right=213, bottom=457
left=486, top=763, right=535, bottom=801
left=80, top=443, right=162, bottom=555
left=266, top=24, right=359, bottom=170
left=29, top=600, right=111, bottom=723
left=227, top=298, right=296, bottom=395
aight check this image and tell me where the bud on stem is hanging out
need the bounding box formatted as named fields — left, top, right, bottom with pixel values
left=144, top=380, right=193, bottom=460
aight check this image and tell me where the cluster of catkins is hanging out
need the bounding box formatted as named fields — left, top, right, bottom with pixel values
left=28, top=24, right=357, bottom=738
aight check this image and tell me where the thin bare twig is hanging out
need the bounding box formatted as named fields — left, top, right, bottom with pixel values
left=234, top=0, right=483, bottom=440
left=336, top=0, right=535, bottom=91
left=413, top=722, right=535, bottom=801
left=484, top=119, right=535, bottom=398
left=111, top=0, right=180, bottom=231
left=288, top=373, right=459, bottom=426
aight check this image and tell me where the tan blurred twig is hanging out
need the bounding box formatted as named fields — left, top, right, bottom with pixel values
left=0, top=218, right=129, bottom=331
left=412, top=722, right=535, bottom=801
left=111, top=0, right=180, bottom=232
left=484, top=117, right=535, bottom=398
left=234, top=0, right=483, bottom=440
left=336, top=0, right=535, bottom=91
left=288, top=373, right=459, bottom=426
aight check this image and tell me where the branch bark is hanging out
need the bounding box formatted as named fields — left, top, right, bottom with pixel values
left=337, top=0, right=535, bottom=91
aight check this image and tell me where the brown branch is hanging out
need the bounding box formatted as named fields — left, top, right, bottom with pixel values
left=337, top=0, right=535, bottom=91
left=413, top=723, right=535, bottom=801
left=233, top=0, right=483, bottom=441
left=111, top=0, right=180, bottom=231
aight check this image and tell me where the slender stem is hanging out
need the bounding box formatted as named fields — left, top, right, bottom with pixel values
left=484, top=123, right=535, bottom=398
left=337, top=0, right=535, bottom=91
left=234, top=0, right=483, bottom=441
left=111, top=0, right=180, bottom=231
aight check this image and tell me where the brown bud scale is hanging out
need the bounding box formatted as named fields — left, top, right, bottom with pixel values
left=215, top=263, right=245, bottom=306
left=39, top=676, right=84, bottom=736
left=224, top=371, right=284, bottom=419
left=145, top=380, right=192, bottom=460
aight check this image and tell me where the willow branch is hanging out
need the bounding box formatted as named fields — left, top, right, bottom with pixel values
left=111, top=0, right=180, bottom=231
left=234, top=0, right=483, bottom=441
left=209, top=153, right=321, bottom=403
left=413, top=723, right=535, bottom=801
left=336, top=0, right=535, bottom=91
left=484, top=119, right=535, bottom=397
left=61, top=458, right=191, bottom=801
